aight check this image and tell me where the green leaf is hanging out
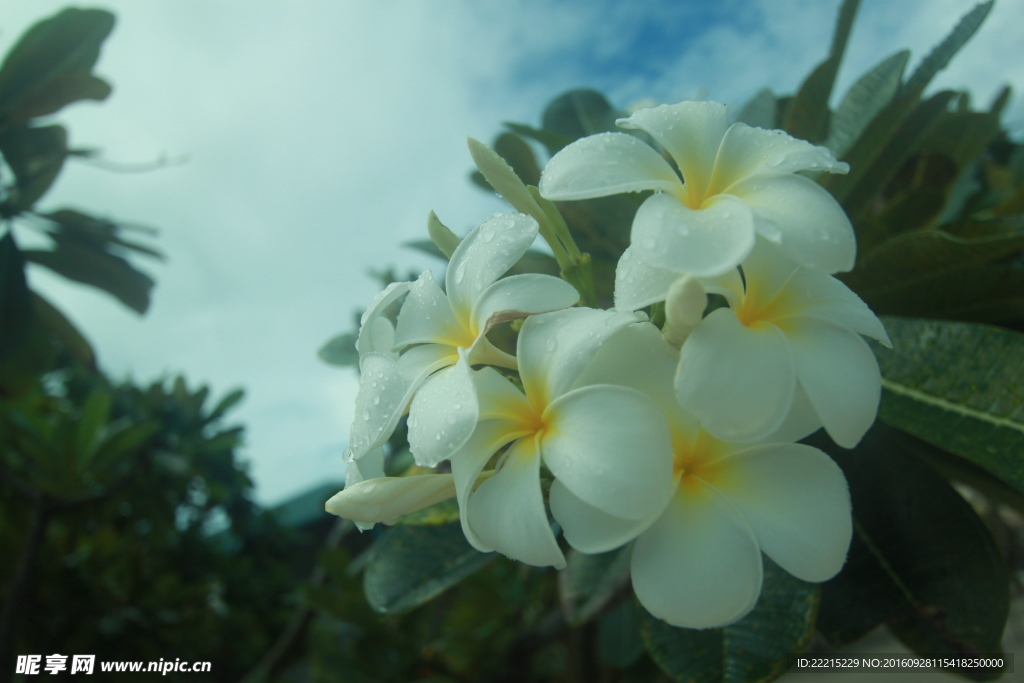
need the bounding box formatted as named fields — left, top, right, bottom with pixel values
left=492, top=132, right=541, bottom=187
left=902, top=1, right=994, bottom=96
left=638, top=557, right=818, bottom=683
left=734, top=88, right=776, bottom=129
left=362, top=522, right=494, bottom=615
left=42, top=209, right=164, bottom=260
left=467, top=136, right=545, bottom=221
left=205, top=388, right=245, bottom=424
left=76, top=389, right=112, bottom=462
left=558, top=545, right=632, bottom=626
left=874, top=317, right=1024, bottom=495
left=0, top=124, right=67, bottom=212
left=541, top=89, right=621, bottom=145
left=23, top=234, right=155, bottom=314
left=0, top=8, right=115, bottom=128
left=504, top=121, right=572, bottom=157
left=318, top=332, right=358, bottom=367
left=815, top=425, right=1008, bottom=674
left=0, top=230, right=33, bottom=362
left=830, top=91, right=959, bottom=227
left=843, top=229, right=1024, bottom=297
left=426, top=210, right=460, bottom=259
left=825, top=50, right=909, bottom=158
left=597, top=600, right=644, bottom=668
left=783, top=0, right=859, bottom=143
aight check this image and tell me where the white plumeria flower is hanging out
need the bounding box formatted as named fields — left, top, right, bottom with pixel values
left=554, top=322, right=852, bottom=629
left=416, top=307, right=675, bottom=570
left=397, top=212, right=580, bottom=466
left=347, top=212, right=580, bottom=467
left=672, top=239, right=891, bottom=447
left=540, top=100, right=855, bottom=279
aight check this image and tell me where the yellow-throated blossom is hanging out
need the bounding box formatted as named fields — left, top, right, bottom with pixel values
left=670, top=240, right=891, bottom=446
left=553, top=322, right=852, bottom=629
left=413, top=307, right=675, bottom=569
left=344, top=212, right=579, bottom=479
left=540, top=100, right=854, bottom=281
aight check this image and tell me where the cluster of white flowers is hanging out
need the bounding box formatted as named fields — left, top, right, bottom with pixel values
left=327, top=101, right=889, bottom=629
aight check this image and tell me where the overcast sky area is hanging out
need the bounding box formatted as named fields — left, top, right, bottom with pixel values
left=3, top=0, right=1023, bottom=505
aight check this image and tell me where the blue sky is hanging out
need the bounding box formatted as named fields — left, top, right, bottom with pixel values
left=3, top=0, right=1022, bottom=503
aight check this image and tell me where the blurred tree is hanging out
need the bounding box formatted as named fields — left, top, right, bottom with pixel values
left=0, top=9, right=310, bottom=683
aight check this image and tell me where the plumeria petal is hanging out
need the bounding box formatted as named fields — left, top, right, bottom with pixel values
left=728, top=174, right=856, bottom=273
left=349, top=353, right=406, bottom=457
left=761, top=385, right=821, bottom=444
left=467, top=437, right=566, bottom=569
left=613, top=245, right=680, bottom=311
left=446, top=213, right=539, bottom=322
left=786, top=317, right=881, bottom=448
left=471, top=273, right=580, bottom=337
left=550, top=480, right=660, bottom=554
left=326, top=472, right=456, bottom=526
left=571, top=322, right=700, bottom=441
left=631, top=193, right=756, bottom=277
left=707, top=123, right=848, bottom=195
left=345, top=447, right=385, bottom=488
left=542, top=384, right=675, bottom=521
left=617, top=101, right=729, bottom=201
left=450, top=418, right=521, bottom=552
left=773, top=268, right=891, bottom=345
left=631, top=480, right=763, bottom=629
left=408, top=354, right=479, bottom=467
left=518, top=307, right=642, bottom=404
left=710, top=443, right=851, bottom=582
left=394, top=269, right=466, bottom=348
left=357, top=281, right=409, bottom=356
left=474, top=366, right=534, bottom=423
left=677, top=308, right=795, bottom=442
left=539, top=132, right=683, bottom=200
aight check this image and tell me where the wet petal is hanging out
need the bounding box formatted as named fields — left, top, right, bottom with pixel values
left=613, top=245, right=680, bottom=311
left=772, top=267, right=891, bottom=345
left=539, top=132, right=682, bottom=200
left=446, top=213, right=539, bottom=321
left=472, top=273, right=580, bottom=337
left=348, top=344, right=454, bottom=459
left=357, top=281, right=410, bottom=356
left=394, top=269, right=466, bottom=348
left=550, top=479, right=661, bottom=554
left=467, top=438, right=566, bottom=568
left=708, top=123, right=848, bottom=194
left=618, top=101, right=729, bottom=201
left=349, top=353, right=407, bottom=458
left=326, top=472, right=456, bottom=526
left=676, top=308, right=795, bottom=442
left=711, top=443, right=851, bottom=582
left=517, top=307, right=642, bottom=404
left=345, top=447, right=385, bottom=488
left=632, top=193, right=756, bottom=277
left=542, top=385, right=675, bottom=521
left=631, top=481, right=763, bottom=629
left=408, top=356, right=479, bottom=467
left=728, top=174, right=856, bottom=273
left=787, top=317, right=881, bottom=448
left=450, top=418, right=521, bottom=552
